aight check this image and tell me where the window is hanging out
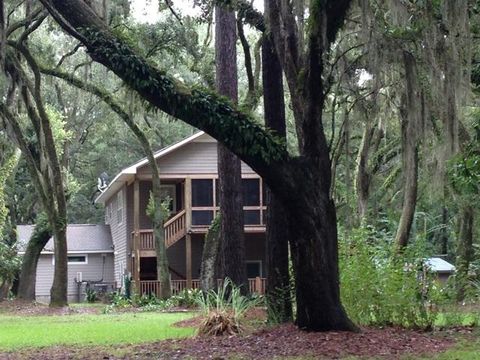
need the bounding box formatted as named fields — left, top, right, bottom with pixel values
left=117, top=191, right=123, bottom=224
left=242, top=179, right=260, bottom=206
left=246, top=261, right=262, bottom=278
left=52, top=254, right=88, bottom=265
left=68, top=255, right=88, bottom=264
left=192, top=179, right=213, bottom=206
left=192, top=179, right=215, bottom=225
left=242, top=178, right=263, bottom=225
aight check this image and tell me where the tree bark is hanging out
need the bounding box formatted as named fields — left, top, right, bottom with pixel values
left=456, top=205, right=474, bottom=302
left=200, top=214, right=221, bottom=292
left=263, top=33, right=292, bottom=323
left=394, top=52, right=420, bottom=251
left=215, top=5, right=248, bottom=293
left=17, top=216, right=52, bottom=300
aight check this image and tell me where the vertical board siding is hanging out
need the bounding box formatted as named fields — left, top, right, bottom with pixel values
left=35, top=253, right=115, bottom=302
left=105, top=185, right=128, bottom=285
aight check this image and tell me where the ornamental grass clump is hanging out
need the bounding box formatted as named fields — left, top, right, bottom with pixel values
left=196, top=278, right=260, bottom=336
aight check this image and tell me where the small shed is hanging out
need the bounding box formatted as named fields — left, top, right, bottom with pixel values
left=425, top=257, right=456, bottom=283
left=17, top=224, right=116, bottom=303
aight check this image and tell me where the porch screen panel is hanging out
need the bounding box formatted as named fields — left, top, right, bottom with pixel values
left=244, top=210, right=261, bottom=225
left=192, top=210, right=214, bottom=225
left=242, top=179, right=260, bottom=206
left=192, top=179, right=213, bottom=206
left=192, top=179, right=215, bottom=225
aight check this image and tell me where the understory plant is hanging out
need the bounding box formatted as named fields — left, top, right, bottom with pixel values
left=340, top=226, right=445, bottom=329
left=104, top=288, right=202, bottom=313
left=196, top=278, right=260, bottom=336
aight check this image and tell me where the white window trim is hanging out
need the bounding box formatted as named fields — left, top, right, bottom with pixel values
left=52, top=254, right=89, bottom=265
left=246, top=260, right=263, bottom=277
left=117, top=190, right=124, bottom=225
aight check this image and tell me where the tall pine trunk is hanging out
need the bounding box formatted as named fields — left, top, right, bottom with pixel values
left=456, top=205, right=474, bottom=301
left=215, top=6, right=248, bottom=293
left=395, top=52, right=420, bottom=251
left=263, top=34, right=292, bottom=323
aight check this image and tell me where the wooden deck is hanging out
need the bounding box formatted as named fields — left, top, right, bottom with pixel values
left=137, top=277, right=266, bottom=297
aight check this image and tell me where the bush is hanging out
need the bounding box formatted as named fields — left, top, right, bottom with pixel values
left=85, top=288, right=97, bottom=303
left=340, top=226, right=444, bottom=329
left=196, top=278, right=261, bottom=336
left=170, top=288, right=202, bottom=308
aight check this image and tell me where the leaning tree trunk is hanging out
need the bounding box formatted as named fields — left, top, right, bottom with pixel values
left=200, top=214, right=221, bottom=292
left=394, top=52, right=420, bottom=251
left=17, top=216, right=52, bottom=300
left=263, top=33, right=292, bottom=323
left=215, top=5, right=248, bottom=293
left=456, top=205, right=474, bottom=302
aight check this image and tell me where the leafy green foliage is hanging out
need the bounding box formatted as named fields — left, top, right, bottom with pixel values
left=196, top=278, right=261, bottom=331
left=104, top=288, right=203, bottom=313
left=85, top=288, right=97, bottom=303
left=340, top=226, right=444, bottom=329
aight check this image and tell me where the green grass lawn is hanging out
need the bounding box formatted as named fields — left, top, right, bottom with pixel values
left=0, top=312, right=195, bottom=350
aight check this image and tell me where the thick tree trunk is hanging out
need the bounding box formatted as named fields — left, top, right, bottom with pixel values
left=263, top=34, right=292, bottom=323
left=288, top=168, right=357, bottom=331
left=200, top=214, right=221, bottom=292
left=395, top=52, right=420, bottom=251
left=50, top=224, right=67, bottom=306
left=17, top=217, right=52, bottom=300
left=456, top=205, right=474, bottom=301
left=215, top=6, right=248, bottom=293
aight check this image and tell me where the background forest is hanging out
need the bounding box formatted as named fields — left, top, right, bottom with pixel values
left=1, top=0, right=480, bottom=330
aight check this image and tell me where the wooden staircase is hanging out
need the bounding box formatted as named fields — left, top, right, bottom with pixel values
left=133, top=209, right=187, bottom=253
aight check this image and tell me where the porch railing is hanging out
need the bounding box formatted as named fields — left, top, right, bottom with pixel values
left=164, top=209, right=186, bottom=248
left=137, top=277, right=266, bottom=297
left=134, top=210, right=187, bottom=251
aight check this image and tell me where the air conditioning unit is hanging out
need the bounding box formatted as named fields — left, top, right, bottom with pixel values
left=76, top=272, right=83, bottom=283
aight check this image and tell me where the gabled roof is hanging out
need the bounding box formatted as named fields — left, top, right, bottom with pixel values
left=95, top=131, right=213, bottom=204
left=426, top=257, right=456, bottom=273
left=17, top=224, right=113, bottom=254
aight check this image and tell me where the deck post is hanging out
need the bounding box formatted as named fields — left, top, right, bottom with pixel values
left=133, top=179, right=140, bottom=282
left=184, top=177, right=192, bottom=229
left=186, top=233, right=192, bottom=289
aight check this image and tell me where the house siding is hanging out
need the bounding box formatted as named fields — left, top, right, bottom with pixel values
left=35, top=253, right=115, bottom=303
left=137, top=141, right=255, bottom=176
left=105, top=185, right=128, bottom=286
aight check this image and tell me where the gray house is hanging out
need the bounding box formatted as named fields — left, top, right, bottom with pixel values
left=17, top=224, right=115, bottom=303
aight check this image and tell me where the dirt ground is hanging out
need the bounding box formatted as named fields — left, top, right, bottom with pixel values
left=0, top=301, right=464, bottom=360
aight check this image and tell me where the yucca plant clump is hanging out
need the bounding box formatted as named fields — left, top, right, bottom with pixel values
left=196, top=278, right=261, bottom=336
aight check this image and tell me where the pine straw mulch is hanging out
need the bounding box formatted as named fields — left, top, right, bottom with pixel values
left=0, top=322, right=463, bottom=360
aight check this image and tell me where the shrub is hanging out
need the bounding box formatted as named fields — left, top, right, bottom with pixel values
left=85, top=288, right=97, bottom=303
left=196, top=278, right=260, bottom=336
left=340, top=226, right=444, bottom=329
left=170, top=288, right=202, bottom=308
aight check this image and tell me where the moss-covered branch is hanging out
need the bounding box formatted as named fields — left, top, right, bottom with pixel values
left=39, top=0, right=288, bottom=183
